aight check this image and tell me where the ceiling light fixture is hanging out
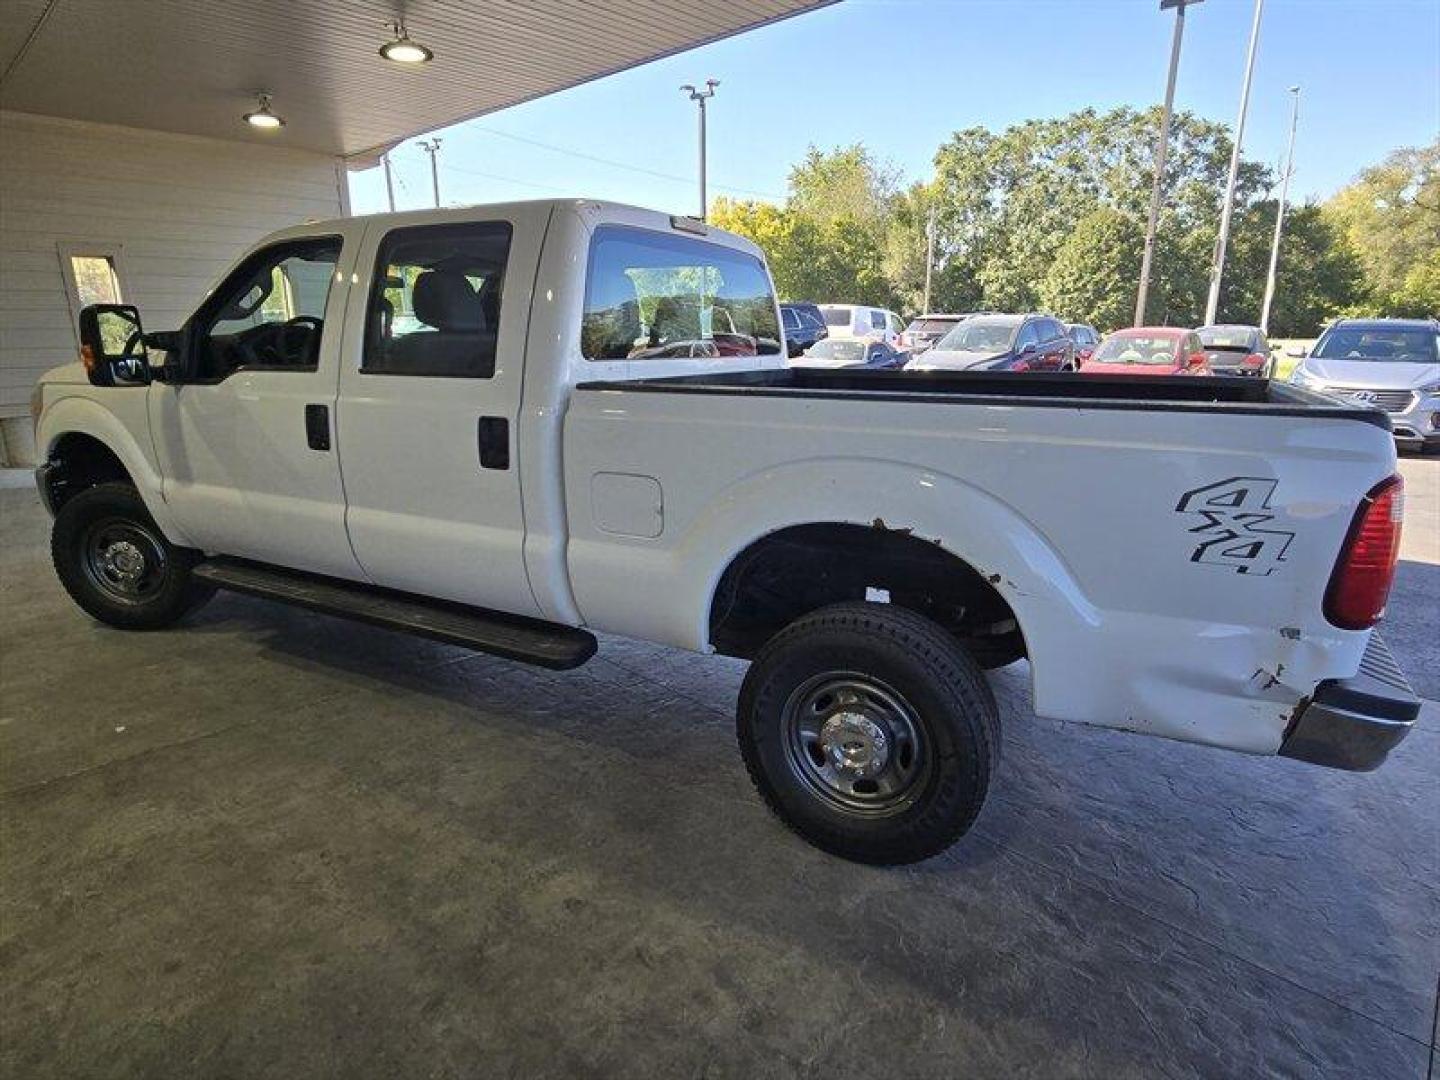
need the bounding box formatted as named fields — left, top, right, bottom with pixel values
left=243, top=93, right=285, bottom=129
left=380, top=22, right=433, bottom=64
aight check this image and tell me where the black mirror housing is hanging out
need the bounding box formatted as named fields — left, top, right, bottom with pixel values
left=78, top=304, right=151, bottom=387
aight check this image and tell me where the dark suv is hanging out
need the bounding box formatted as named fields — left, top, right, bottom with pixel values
left=780, top=302, right=828, bottom=357
left=909, top=313, right=1076, bottom=372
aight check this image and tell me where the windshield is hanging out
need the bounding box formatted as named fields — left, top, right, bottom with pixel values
left=1091, top=334, right=1180, bottom=365
left=804, top=339, right=867, bottom=364
left=935, top=319, right=1017, bottom=353
left=909, top=318, right=958, bottom=334
left=1311, top=327, right=1438, bottom=363
left=1199, top=327, right=1255, bottom=351
left=822, top=307, right=851, bottom=327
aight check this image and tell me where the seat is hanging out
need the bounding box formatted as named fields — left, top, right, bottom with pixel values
left=382, top=269, right=495, bottom=377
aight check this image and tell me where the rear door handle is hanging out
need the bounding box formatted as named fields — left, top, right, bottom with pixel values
left=478, top=416, right=509, bottom=470
left=305, top=404, right=330, bottom=451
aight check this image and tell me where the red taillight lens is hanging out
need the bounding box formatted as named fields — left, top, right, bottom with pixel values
left=1325, top=475, right=1404, bottom=630
left=1242, top=352, right=1265, bottom=367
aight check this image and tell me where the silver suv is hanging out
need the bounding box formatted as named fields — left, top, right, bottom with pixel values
left=1289, top=318, right=1440, bottom=451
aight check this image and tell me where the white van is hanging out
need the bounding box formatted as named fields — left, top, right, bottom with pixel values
left=818, top=304, right=905, bottom=347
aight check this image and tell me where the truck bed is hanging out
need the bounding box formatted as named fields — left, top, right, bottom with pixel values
left=576, top=368, right=1388, bottom=428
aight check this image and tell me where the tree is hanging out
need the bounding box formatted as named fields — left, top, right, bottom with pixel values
left=1217, top=202, right=1364, bottom=334
left=1038, top=208, right=1145, bottom=332
left=932, top=107, right=1270, bottom=316
left=1324, top=140, right=1440, bottom=317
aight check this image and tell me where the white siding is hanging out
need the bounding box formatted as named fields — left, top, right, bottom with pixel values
left=0, top=110, right=345, bottom=417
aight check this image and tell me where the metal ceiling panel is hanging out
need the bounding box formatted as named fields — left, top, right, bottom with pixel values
left=0, top=0, right=834, bottom=158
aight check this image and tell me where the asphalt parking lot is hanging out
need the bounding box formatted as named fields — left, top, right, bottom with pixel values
left=1, top=457, right=1435, bottom=1080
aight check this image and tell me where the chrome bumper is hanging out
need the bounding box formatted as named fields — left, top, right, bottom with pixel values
left=1280, top=634, right=1419, bottom=771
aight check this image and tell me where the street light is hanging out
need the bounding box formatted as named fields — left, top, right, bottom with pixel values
left=681, top=80, right=719, bottom=220
left=1260, top=86, right=1301, bottom=336
left=1205, top=0, right=1266, bottom=325
left=1136, top=0, right=1203, bottom=327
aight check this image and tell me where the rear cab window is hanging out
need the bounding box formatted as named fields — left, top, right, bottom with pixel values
left=581, top=226, right=781, bottom=361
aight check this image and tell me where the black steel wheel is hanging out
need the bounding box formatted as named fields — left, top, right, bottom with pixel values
left=738, top=602, right=1000, bottom=865
left=52, top=483, right=213, bottom=630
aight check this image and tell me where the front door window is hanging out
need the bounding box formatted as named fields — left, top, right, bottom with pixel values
left=194, top=237, right=342, bottom=380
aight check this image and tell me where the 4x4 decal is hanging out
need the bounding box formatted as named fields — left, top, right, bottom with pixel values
left=1176, top=477, right=1294, bottom=576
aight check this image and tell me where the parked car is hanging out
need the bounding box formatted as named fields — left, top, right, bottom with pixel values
left=1065, top=322, right=1100, bottom=365
left=33, top=199, right=1417, bottom=866
left=908, top=313, right=1075, bottom=372
left=1288, top=318, right=1440, bottom=452
left=900, top=314, right=966, bottom=354
left=819, top=304, right=905, bottom=348
left=1197, top=324, right=1272, bottom=377
left=1081, top=328, right=1211, bottom=376
left=780, top=302, right=827, bottom=358
left=793, top=337, right=907, bottom=370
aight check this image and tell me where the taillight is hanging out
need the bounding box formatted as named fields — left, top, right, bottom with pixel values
left=1324, top=475, right=1404, bottom=630
left=1242, top=352, right=1265, bottom=368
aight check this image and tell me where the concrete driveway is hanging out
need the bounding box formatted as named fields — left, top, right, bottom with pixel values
left=1, top=458, right=1436, bottom=1079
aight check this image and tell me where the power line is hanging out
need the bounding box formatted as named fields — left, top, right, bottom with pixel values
left=441, top=162, right=573, bottom=196
left=463, top=125, right=787, bottom=201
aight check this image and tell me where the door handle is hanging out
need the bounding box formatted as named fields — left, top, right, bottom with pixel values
left=478, top=416, right=509, bottom=470
left=305, top=404, right=331, bottom=451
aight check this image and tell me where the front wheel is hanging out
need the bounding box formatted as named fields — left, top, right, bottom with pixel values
left=51, top=482, right=214, bottom=630
left=737, top=603, right=1000, bottom=865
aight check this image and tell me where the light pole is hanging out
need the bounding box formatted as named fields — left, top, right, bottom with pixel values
left=1205, top=0, right=1265, bottom=325
left=923, top=203, right=936, bottom=315
left=1136, top=0, right=1202, bottom=327
left=420, top=138, right=443, bottom=208
left=1260, top=86, right=1300, bottom=336
left=681, top=79, right=719, bottom=220
left=382, top=152, right=397, bottom=212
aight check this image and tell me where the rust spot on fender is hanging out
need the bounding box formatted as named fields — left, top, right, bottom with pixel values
left=870, top=517, right=913, bottom=538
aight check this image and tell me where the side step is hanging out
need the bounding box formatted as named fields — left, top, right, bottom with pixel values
left=192, top=557, right=597, bottom=670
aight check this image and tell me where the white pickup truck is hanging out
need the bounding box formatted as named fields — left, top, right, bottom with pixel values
left=32, top=200, right=1419, bottom=864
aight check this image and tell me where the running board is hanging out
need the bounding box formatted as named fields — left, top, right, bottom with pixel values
left=193, top=558, right=596, bottom=670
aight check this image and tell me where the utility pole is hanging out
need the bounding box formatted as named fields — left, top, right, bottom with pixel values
left=1260, top=86, right=1300, bottom=336
left=382, top=153, right=397, bottom=212
left=1136, top=0, right=1202, bottom=327
left=420, top=138, right=442, bottom=208
left=681, top=80, right=719, bottom=220
left=1205, top=0, right=1265, bottom=325
left=923, top=204, right=937, bottom=315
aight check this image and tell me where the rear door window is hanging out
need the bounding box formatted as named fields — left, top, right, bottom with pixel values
left=581, top=227, right=781, bottom=360
left=363, top=221, right=512, bottom=378
left=870, top=310, right=886, bottom=331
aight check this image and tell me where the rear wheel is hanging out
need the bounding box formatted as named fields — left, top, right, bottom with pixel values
left=737, top=602, right=999, bottom=865
left=52, top=483, right=214, bottom=630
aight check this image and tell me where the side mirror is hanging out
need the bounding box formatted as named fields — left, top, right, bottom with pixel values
left=78, top=304, right=151, bottom=387
left=1285, top=345, right=1308, bottom=359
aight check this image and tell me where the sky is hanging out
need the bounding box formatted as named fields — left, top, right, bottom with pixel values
left=348, top=0, right=1440, bottom=217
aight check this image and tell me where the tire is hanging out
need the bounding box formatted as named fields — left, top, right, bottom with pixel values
left=737, top=602, right=1000, bottom=865
left=51, top=482, right=214, bottom=631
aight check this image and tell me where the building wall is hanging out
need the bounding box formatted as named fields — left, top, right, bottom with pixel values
left=0, top=110, right=347, bottom=463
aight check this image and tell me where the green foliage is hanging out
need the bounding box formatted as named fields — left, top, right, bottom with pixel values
left=1038, top=207, right=1145, bottom=331
left=1324, top=139, right=1439, bottom=318
left=712, top=109, right=1416, bottom=336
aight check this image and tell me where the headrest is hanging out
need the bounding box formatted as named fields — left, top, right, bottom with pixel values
left=412, top=270, right=485, bottom=333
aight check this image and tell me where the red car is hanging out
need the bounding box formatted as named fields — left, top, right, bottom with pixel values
left=1080, top=327, right=1212, bottom=376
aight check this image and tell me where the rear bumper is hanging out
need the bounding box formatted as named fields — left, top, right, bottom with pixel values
left=1280, top=634, right=1418, bottom=771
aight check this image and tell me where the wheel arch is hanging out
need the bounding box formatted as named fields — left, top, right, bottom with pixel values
left=36, top=396, right=192, bottom=544
left=709, top=521, right=1028, bottom=668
